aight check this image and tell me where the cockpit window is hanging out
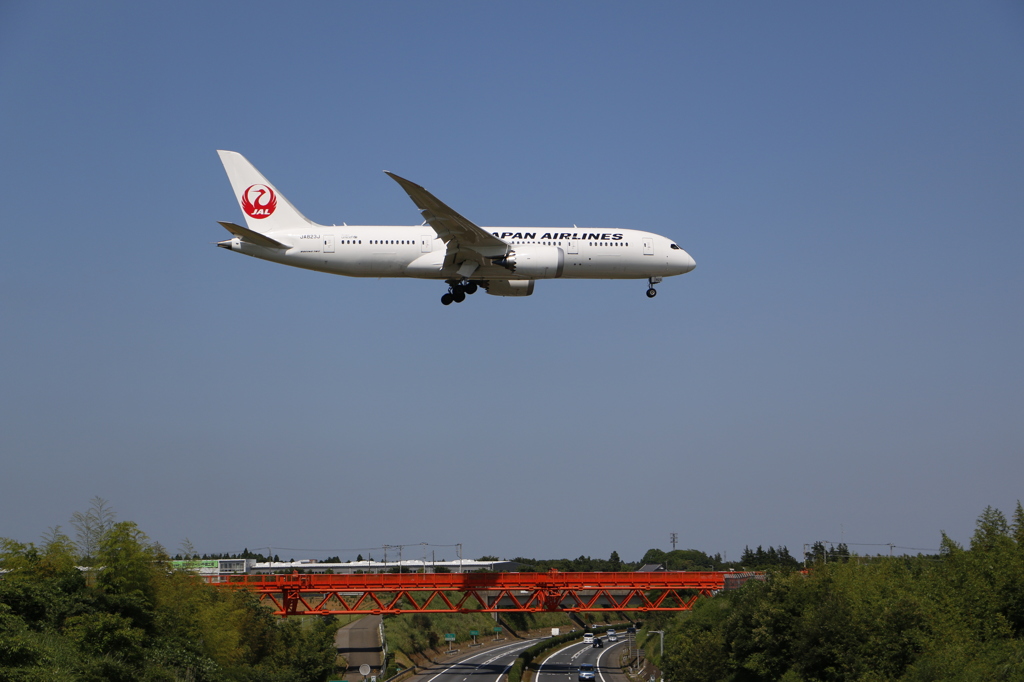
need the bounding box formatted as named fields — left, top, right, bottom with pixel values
left=670, top=243, right=681, bottom=250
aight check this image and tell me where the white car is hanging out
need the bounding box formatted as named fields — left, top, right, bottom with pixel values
left=583, top=633, right=594, bottom=644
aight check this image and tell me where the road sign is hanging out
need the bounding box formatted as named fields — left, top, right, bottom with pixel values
left=494, top=627, right=502, bottom=632
left=444, top=633, right=456, bottom=641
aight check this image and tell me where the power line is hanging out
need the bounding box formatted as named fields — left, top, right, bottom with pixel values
left=197, top=542, right=462, bottom=556
left=814, top=540, right=941, bottom=553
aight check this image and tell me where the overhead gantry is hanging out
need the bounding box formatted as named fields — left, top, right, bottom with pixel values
left=210, top=569, right=762, bottom=617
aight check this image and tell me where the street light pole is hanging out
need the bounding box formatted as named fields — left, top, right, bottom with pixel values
left=649, top=630, right=665, bottom=658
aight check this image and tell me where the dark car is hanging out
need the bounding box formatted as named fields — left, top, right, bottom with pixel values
left=593, top=638, right=604, bottom=648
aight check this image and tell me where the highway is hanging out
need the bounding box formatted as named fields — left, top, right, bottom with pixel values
left=534, top=634, right=628, bottom=682
left=417, top=639, right=538, bottom=682
left=410, top=629, right=631, bottom=682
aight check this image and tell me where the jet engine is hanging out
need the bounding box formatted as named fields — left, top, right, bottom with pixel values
left=483, top=280, right=535, bottom=297
left=492, top=246, right=564, bottom=278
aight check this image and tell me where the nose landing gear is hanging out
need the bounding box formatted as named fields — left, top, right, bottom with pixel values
left=440, top=280, right=479, bottom=305
left=646, top=276, right=662, bottom=298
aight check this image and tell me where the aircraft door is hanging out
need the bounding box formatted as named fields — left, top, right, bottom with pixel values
left=421, top=235, right=433, bottom=253
left=568, top=240, right=579, bottom=254
left=643, top=238, right=654, bottom=255
left=324, top=234, right=335, bottom=253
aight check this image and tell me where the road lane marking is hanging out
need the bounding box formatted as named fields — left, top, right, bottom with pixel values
left=595, top=640, right=626, bottom=682
left=424, top=640, right=537, bottom=682
left=536, top=642, right=589, bottom=680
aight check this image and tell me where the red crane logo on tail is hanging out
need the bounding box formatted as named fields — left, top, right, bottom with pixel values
left=241, top=184, right=277, bottom=219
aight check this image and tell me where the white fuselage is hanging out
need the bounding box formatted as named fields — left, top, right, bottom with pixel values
left=224, top=226, right=695, bottom=281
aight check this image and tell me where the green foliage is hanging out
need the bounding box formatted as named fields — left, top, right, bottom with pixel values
left=803, top=541, right=851, bottom=565
left=498, top=610, right=576, bottom=633
left=507, top=656, right=526, bottom=682
left=739, top=545, right=801, bottom=569
left=640, top=548, right=726, bottom=571
left=0, top=502, right=340, bottom=682
left=70, top=497, right=117, bottom=566
left=384, top=611, right=528, bottom=655
left=660, top=501, right=1024, bottom=682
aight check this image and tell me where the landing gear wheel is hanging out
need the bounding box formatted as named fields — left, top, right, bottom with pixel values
left=646, top=276, right=662, bottom=299
left=464, top=282, right=478, bottom=295
left=441, top=293, right=454, bottom=305
left=453, top=289, right=466, bottom=303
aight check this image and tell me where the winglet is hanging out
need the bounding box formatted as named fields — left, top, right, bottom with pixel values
left=217, top=221, right=290, bottom=249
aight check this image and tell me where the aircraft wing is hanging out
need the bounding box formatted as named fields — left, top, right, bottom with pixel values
left=385, top=172, right=509, bottom=255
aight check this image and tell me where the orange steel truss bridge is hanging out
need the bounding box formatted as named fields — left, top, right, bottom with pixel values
left=210, top=570, right=757, bottom=617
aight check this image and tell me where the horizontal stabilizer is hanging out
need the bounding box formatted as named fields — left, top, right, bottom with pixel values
left=217, top=221, right=290, bottom=249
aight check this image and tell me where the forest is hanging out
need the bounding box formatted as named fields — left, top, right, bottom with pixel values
left=651, top=503, right=1024, bottom=681
left=0, top=500, right=337, bottom=682
left=5, top=500, right=1023, bottom=680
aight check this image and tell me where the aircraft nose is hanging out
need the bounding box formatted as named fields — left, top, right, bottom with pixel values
left=681, top=250, right=696, bottom=273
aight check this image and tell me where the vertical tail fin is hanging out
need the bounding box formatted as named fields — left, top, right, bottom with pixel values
left=217, top=150, right=315, bottom=232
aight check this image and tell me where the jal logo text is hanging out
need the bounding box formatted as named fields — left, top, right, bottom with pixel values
left=241, top=184, right=277, bottom=219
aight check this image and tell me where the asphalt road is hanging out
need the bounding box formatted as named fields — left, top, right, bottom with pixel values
left=336, top=614, right=384, bottom=679
left=416, top=639, right=539, bottom=682
left=410, top=633, right=628, bottom=682
left=534, top=636, right=629, bottom=682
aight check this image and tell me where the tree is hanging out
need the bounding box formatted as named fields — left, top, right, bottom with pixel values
left=178, top=538, right=198, bottom=561
left=94, top=521, right=166, bottom=633
left=972, top=505, right=1011, bottom=552
left=70, top=496, right=116, bottom=565
left=1011, top=501, right=1024, bottom=546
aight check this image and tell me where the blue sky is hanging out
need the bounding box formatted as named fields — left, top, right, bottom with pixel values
left=1, top=2, right=1022, bottom=564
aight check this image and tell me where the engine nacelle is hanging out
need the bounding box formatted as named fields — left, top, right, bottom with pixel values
left=493, top=246, right=564, bottom=279
left=484, top=279, right=535, bottom=297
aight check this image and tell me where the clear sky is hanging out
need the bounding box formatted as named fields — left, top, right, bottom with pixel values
left=1, top=2, right=1022, bottom=564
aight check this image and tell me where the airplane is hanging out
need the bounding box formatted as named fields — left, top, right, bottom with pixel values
left=215, top=151, right=695, bottom=304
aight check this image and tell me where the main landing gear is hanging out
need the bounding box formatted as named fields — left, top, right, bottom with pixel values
left=646, top=276, right=663, bottom=298
left=441, top=280, right=478, bottom=305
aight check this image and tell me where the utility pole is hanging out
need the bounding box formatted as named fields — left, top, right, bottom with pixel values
left=670, top=533, right=678, bottom=551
